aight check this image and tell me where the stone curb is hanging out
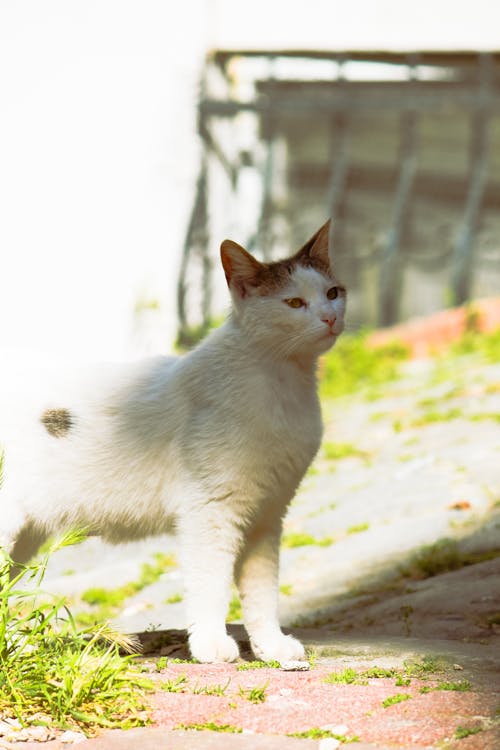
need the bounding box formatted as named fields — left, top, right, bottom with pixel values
left=53, top=728, right=430, bottom=750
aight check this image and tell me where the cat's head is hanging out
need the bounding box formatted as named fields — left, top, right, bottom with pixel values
left=220, top=220, right=346, bottom=360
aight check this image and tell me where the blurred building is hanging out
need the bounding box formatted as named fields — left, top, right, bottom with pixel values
left=178, top=49, right=500, bottom=341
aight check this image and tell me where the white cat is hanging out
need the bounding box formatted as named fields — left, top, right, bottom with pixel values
left=0, top=220, right=346, bottom=663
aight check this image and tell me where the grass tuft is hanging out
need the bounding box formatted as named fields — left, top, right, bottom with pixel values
left=282, top=532, right=333, bottom=549
left=238, top=683, right=268, bottom=703
left=382, top=693, right=412, bottom=708
left=0, top=532, right=151, bottom=734
left=454, top=724, right=483, bottom=739
left=324, top=668, right=366, bottom=685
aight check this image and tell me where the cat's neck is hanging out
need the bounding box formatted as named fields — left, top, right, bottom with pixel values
left=206, top=317, right=319, bottom=382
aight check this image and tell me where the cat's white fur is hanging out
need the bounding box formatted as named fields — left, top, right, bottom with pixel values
left=0, top=221, right=346, bottom=663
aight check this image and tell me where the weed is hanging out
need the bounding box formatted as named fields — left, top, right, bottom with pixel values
left=382, top=693, right=412, bottom=708
left=403, top=655, right=447, bottom=678
left=420, top=681, right=471, bottom=693
left=323, top=442, right=370, bottom=462
left=347, top=522, right=370, bottom=534
left=238, top=683, right=267, bottom=703
left=324, top=668, right=366, bottom=685
left=160, top=674, right=188, bottom=692
left=176, top=722, right=242, bottom=733
left=155, top=657, right=169, bottom=671
left=165, top=593, right=183, bottom=604
left=363, top=667, right=399, bottom=679
left=0, top=532, right=151, bottom=733
left=236, top=660, right=280, bottom=670
left=282, top=532, right=333, bottom=548
left=395, top=675, right=411, bottom=687
left=279, top=584, right=293, bottom=596
left=411, top=408, right=464, bottom=427
left=469, top=412, right=500, bottom=423
left=454, top=725, right=483, bottom=739
left=192, top=679, right=231, bottom=696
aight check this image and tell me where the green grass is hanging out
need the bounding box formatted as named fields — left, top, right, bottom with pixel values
left=382, top=693, right=412, bottom=708
left=324, top=668, right=365, bottom=685
left=236, top=660, right=280, bottom=671
left=347, top=522, right=370, bottom=534
left=402, top=655, right=447, bottom=677
left=410, top=407, right=464, bottom=427
left=191, top=679, right=231, bottom=696
left=238, top=683, right=268, bottom=703
left=324, top=658, right=448, bottom=690
left=451, top=323, right=500, bottom=362
left=362, top=666, right=399, bottom=679
left=454, top=724, right=483, bottom=739
left=165, top=593, right=183, bottom=604
left=0, top=532, right=151, bottom=733
left=78, top=552, right=176, bottom=625
left=281, top=532, right=333, bottom=548
left=320, top=330, right=409, bottom=400
left=160, top=674, right=188, bottom=692
left=279, top=584, right=293, bottom=596
left=176, top=722, right=242, bottom=733
left=323, top=441, right=370, bottom=462
left=420, top=680, right=471, bottom=693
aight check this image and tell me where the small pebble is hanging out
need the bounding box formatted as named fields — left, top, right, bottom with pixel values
left=279, top=660, right=310, bottom=671
left=453, top=663, right=464, bottom=670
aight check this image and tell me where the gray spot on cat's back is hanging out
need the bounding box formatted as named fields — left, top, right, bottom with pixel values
left=40, top=408, right=74, bottom=437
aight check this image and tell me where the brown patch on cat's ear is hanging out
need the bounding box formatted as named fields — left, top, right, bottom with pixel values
left=41, top=408, right=74, bottom=437
left=294, top=219, right=333, bottom=275
left=220, top=240, right=264, bottom=298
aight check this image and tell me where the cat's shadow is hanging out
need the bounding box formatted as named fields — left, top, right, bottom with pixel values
left=136, top=624, right=254, bottom=662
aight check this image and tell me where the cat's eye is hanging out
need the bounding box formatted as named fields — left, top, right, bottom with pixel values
left=327, top=286, right=339, bottom=300
left=285, top=297, right=305, bottom=309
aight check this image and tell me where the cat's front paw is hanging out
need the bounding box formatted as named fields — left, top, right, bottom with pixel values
left=189, top=630, right=240, bottom=663
left=251, top=633, right=305, bottom=663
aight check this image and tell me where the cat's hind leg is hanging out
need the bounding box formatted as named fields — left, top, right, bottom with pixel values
left=9, top=523, right=48, bottom=567
left=235, top=517, right=305, bottom=663
left=0, top=480, right=47, bottom=568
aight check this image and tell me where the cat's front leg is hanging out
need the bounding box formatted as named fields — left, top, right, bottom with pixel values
left=235, top=518, right=305, bottom=663
left=178, top=509, right=242, bottom=663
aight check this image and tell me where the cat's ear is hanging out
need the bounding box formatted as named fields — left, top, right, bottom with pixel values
left=220, top=240, right=264, bottom=298
left=294, top=219, right=333, bottom=271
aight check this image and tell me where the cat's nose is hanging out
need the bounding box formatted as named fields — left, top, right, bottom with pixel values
left=321, top=315, right=336, bottom=329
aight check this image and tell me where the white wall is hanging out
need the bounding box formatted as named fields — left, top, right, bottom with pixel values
left=0, top=0, right=208, bottom=362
